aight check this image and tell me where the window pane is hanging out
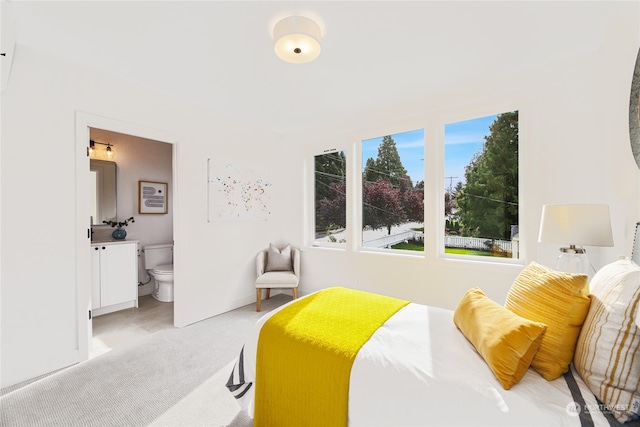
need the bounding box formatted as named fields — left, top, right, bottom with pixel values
left=444, top=111, right=519, bottom=259
left=314, top=150, right=347, bottom=246
left=362, top=130, right=424, bottom=251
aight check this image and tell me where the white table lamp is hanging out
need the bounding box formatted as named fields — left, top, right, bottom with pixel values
left=538, top=204, right=614, bottom=274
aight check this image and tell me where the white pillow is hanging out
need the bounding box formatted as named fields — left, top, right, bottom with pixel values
left=574, top=259, right=640, bottom=423
left=265, top=244, right=293, bottom=272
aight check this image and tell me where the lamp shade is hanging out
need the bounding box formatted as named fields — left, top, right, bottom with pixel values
left=538, top=204, right=614, bottom=247
left=273, top=16, right=322, bottom=64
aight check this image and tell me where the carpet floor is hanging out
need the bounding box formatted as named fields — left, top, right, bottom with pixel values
left=0, top=295, right=289, bottom=427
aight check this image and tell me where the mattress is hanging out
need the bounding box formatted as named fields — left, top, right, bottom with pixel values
left=227, top=296, right=629, bottom=426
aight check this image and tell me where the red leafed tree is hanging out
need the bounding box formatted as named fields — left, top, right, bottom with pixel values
left=399, top=177, right=424, bottom=224
left=317, top=181, right=346, bottom=228
left=318, top=176, right=424, bottom=235
left=363, top=178, right=406, bottom=235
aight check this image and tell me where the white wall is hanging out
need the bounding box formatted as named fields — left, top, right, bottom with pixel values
left=279, top=10, right=640, bottom=311
left=0, top=45, right=283, bottom=387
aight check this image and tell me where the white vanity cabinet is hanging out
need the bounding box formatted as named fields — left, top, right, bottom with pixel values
left=91, top=241, right=139, bottom=316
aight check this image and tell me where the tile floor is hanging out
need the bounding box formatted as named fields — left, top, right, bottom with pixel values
left=90, top=294, right=174, bottom=358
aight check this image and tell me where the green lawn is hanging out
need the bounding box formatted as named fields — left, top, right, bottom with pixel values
left=444, top=248, right=495, bottom=256
left=391, top=241, right=423, bottom=251
left=390, top=230, right=501, bottom=257
left=390, top=241, right=496, bottom=257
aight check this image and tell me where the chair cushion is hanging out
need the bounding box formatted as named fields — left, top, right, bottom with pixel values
left=265, top=244, right=293, bottom=272
left=256, top=271, right=299, bottom=287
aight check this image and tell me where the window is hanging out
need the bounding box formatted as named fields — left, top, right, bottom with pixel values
left=314, top=150, right=347, bottom=247
left=361, top=129, right=424, bottom=251
left=444, top=111, right=519, bottom=259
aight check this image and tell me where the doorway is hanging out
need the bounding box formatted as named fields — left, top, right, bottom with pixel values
left=75, top=112, right=178, bottom=362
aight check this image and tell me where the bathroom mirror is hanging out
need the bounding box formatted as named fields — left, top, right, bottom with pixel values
left=630, top=47, right=640, bottom=169
left=90, top=159, right=117, bottom=225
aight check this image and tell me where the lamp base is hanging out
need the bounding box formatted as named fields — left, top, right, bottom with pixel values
left=557, top=247, right=589, bottom=275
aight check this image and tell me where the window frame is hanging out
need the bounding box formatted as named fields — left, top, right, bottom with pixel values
left=358, top=128, right=426, bottom=256
left=434, top=98, right=528, bottom=266
left=309, top=148, right=350, bottom=249
left=305, top=92, right=532, bottom=267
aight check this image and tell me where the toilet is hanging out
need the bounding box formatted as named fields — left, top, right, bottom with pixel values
left=143, top=243, right=174, bottom=302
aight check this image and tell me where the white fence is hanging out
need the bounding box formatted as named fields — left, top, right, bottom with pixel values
left=444, top=235, right=512, bottom=253
left=355, top=227, right=515, bottom=256
left=363, top=230, right=424, bottom=248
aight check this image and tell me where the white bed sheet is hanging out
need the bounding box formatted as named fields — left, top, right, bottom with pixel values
left=228, top=299, right=616, bottom=426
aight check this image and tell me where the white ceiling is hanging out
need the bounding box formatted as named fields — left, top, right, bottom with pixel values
left=5, top=1, right=629, bottom=134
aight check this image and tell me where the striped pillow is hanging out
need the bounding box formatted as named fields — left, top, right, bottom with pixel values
left=505, top=262, right=590, bottom=381
left=574, top=259, right=640, bottom=423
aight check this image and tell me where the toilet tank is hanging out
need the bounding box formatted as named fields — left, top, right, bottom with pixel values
left=144, top=243, right=173, bottom=270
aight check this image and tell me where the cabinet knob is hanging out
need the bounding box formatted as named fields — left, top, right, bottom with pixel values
left=94, top=247, right=99, bottom=251
left=102, top=246, right=106, bottom=250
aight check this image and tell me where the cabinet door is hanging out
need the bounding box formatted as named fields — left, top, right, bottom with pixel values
left=100, top=243, right=137, bottom=307
left=91, top=246, right=102, bottom=308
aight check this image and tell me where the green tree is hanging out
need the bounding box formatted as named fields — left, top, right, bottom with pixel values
left=315, top=151, right=346, bottom=231
left=363, top=157, right=377, bottom=184
left=365, top=135, right=411, bottom=187
left=457, top=111, right=518, bottom=240
left=315, top=151, right=346, bottom=201
left=361, top=135, right=425, bottom=235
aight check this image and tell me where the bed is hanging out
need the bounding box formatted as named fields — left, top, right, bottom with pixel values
left=227, top=260, right=640, bottom=427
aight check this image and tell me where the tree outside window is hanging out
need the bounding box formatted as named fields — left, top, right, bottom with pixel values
left=445, top=111, right=519, bottom=258
left=314, top=150, right=347, bottom=246
left=361, top=130, right=424, bottom=251
left=311, top=111, right=519, bottom=261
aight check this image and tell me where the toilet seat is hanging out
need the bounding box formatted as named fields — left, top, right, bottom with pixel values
left=152, top=264, right=173, bottom=275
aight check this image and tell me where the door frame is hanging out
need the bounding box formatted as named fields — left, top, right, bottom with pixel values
left=75, top=111, right=178, bottom=361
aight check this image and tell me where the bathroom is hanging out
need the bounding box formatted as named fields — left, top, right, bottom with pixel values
left=89, top=127, right=174, bottom=356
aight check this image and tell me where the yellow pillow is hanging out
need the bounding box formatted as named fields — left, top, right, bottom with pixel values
left=505, top=262, right=590, bottom=381
left=454, top=288, right=547, bottom=390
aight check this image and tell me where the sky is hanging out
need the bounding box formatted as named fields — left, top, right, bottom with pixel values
left=444, top=113, right=498, bottom=191
left=361, top=114, right=498, bottom=190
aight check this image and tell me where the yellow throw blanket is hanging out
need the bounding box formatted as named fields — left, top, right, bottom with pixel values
left=254, top=287, right=409, bottom=427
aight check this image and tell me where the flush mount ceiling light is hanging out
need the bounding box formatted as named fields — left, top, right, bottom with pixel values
left=273, top=15, right=322, bottom=64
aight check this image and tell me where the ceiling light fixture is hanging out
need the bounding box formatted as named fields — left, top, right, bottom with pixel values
left=273, top=15, right=322, bottom=64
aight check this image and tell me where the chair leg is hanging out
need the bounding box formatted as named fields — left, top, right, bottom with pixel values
left=266, top=288, right=271, bottom=300
left=293, top=288, right=298, bottom=299
left=256, top=289, right=262, bottom=312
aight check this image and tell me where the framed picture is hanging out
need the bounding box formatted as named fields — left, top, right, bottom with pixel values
left=139, top=180, right=168, bottom=214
